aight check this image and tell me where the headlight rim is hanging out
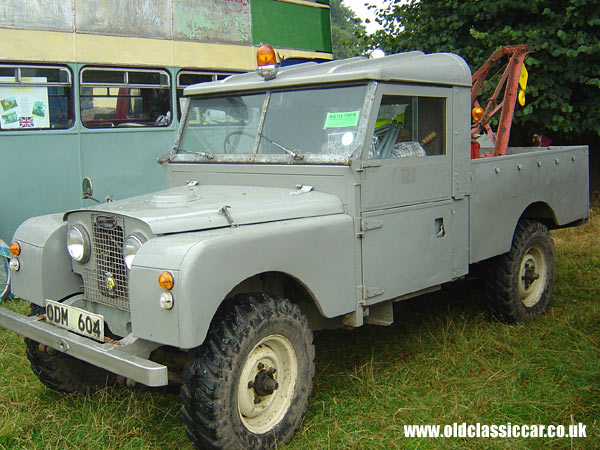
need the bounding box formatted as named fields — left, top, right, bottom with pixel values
left=123, top=233, right=145, bottom=270
left=67, top=224, right=91, bottom=264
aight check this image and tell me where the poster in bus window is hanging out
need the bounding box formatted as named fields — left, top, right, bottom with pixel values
left=0, top=77, right=50, bottom=129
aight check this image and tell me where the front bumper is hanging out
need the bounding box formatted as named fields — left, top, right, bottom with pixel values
left=0, top=307, right=168, bottom=387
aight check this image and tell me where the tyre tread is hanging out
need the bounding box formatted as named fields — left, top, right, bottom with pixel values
left=483, top=220, right=555, bottom=322
left=180, top=293, right=314, bottom=450
left=25, top=304, right=112, bottom=395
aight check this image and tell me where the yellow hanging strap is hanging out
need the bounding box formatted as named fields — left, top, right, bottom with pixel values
left=518, top=63, right=528, bottom=106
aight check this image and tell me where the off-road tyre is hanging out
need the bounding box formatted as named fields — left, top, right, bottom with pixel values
left=180, top=293, right=315, bottom=450
left=484, top=220, right=555, bottom=323
left=25, top=304, right=113, bottom=395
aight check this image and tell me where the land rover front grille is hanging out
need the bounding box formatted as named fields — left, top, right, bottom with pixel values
left=82, top=214, right=130, bottom=311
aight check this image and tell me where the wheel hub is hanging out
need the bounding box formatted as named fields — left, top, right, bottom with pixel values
left=521, top=261, right=540, bottom=289
left=518, top=245, right=547, bottom=308
left=249, top=365, right=279, bottom=397
left=237, top=334, right=298, bottom=434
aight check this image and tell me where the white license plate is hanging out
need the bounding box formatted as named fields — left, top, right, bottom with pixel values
left=45, top=300, right=105, bottom=342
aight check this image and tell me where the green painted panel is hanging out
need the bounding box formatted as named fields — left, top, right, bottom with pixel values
left=251, top=0, right=332, bottom=53
left=173, top=0, right=251, bottom=44
left=0, top=63, right=179, bottom=242
left=79, top=128, right=170, bottom=207
left=0, top=131, right=82, bottom=242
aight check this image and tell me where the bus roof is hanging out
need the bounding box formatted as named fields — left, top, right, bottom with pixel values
left=184, top=51, right=473, bottom=96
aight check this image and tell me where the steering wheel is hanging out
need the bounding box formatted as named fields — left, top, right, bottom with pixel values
left=223, top=130, right=257, bottom=154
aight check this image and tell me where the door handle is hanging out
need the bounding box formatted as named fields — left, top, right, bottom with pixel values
left=435, top=218, right=445, bottom=238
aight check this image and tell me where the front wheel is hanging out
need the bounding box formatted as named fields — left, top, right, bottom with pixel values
left=484, top=220, right=555, bottom=322
left=180, top=293, right=315, bottom=450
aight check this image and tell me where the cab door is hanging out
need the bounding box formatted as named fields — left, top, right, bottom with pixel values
left=360, top=84, right=465, bottom=305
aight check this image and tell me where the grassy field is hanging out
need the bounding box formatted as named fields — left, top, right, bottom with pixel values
left=0, top=206, right=598, bottom=449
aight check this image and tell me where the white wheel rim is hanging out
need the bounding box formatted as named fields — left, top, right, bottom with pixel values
left=518, top=245, right=547, bottom=308
left=237, top=334, right=298, bottom=434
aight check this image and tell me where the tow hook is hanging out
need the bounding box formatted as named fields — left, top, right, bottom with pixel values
left=248, top=362, right=278, bottom=402
left=38, top=344, right=56, bottom=355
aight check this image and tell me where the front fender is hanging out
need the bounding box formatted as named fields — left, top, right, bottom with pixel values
left=129, top=214, right=356, bottom=349
left=11, top=214, right=81, bottom=305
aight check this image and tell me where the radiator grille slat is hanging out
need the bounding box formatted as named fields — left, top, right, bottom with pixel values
left=82, top=215, right=130, bottom=311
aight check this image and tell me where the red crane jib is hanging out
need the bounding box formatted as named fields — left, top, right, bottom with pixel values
left=470, top=45, right=529, bottom=158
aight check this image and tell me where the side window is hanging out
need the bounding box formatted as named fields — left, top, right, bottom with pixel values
left=0, top=65, right=74, bottom=130
left=80, top=68, right=171, bottom=128
left=176, top=71, right=237, bottom=120
left=370, top=95, right=445, bottom=159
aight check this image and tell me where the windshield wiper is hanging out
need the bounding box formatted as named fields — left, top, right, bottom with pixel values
left=260, top=135, right=304, bottom=160
left=179, top=149, right=214, bottom=160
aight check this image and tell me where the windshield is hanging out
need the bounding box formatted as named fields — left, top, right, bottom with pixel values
left=177, top=85, right=367, bottom=162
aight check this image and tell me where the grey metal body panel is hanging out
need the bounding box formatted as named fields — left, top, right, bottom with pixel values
left=0, top=307, right=167, bottom=386
left=361, top=198, right=469, bottom=304
left=165, top=164, right=357, bottom=204
left=67, top=184, right=344, bottom=235
left=129, top=215, right=357, bottom=348
left=469, top=146, right=589, bottom=263
left=451, top=87, right=472, bottom=198
left=357, top=82, right=471, bottom=296
left=185, top=52, right=472, bottom=97
left=11, top=214, right=81, bottom=306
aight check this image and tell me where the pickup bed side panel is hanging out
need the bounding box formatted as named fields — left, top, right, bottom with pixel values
left=469, top=146, right=589, bottom=263
left=129, top=215, right=356, bottom=349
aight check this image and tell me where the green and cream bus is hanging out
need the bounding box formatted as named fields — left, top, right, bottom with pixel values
left=0, top=0, right=332, bottom=242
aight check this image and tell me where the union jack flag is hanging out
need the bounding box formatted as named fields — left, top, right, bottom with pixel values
left=19, top=117, right=34, bottom=128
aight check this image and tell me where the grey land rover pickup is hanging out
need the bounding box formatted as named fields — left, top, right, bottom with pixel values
left=0, top=49, right=588, bottom=449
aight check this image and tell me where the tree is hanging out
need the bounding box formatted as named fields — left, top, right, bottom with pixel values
left=330, top=0, right=367, bottom=59
left=366, top=0, right=600, bottom=146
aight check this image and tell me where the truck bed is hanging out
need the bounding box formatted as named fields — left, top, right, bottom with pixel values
left=469, top=146, right=589, bottom=263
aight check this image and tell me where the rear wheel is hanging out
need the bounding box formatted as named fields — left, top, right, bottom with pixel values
left=25, top=304, right=113, bottom=395
left=180, top=293, right=315, bottom=450
left=484, top=220, right=555, bottom=322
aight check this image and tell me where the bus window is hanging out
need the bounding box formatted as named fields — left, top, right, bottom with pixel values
left=80, top=67, right=171, bottom=128
left=0, top=65, right=74, bottom=130
left=176, top=71, right=236, bottom=120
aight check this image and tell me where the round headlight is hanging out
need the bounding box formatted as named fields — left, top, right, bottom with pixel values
left=67, top=225, right=90, bottom=263
left=123, top=234, right=144, bottom=270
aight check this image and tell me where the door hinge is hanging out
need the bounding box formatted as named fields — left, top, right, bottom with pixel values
left=360, top=218, right=383, bottom=232
left=361, top=161, right=382, bottom=168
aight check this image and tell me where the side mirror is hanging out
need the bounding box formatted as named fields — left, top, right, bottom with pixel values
left=82, top=177, right=94, bottom=199
left=82, top=177, right=102, bottom=203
